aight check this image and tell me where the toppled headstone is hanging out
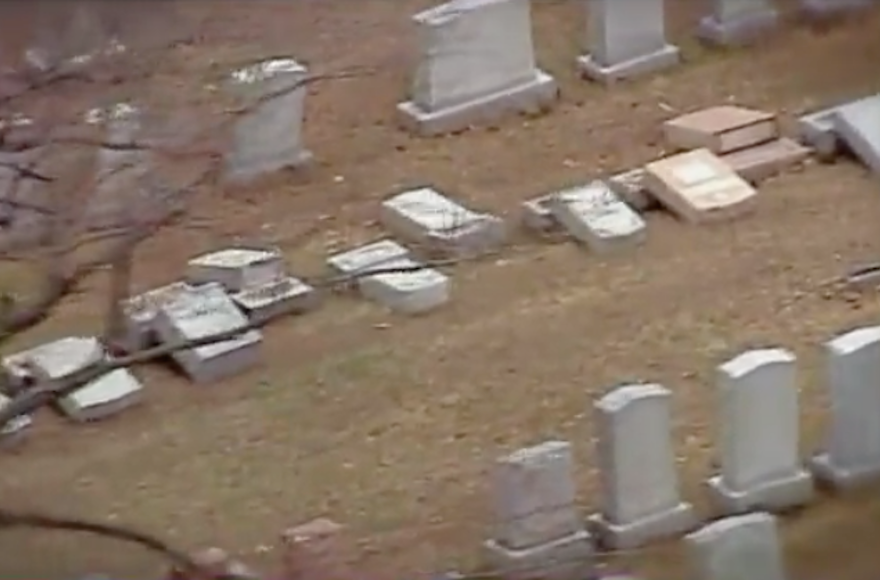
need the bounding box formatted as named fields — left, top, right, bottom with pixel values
left=397, top=0, right=558, bottom=136
left=644, top=149, right=758, bottom=224
left=122, top=282, right=196, bottom=353
left=357, top=257, right=451, bottom=314
left=187, top=247, right=285, bottom=292
left=796, top=94, right=880, bottom=160
left=226, top=58, right=312, bottom=183
left=832, top=97, right=880, bottom=175
left=380, top=187, right=506, bottom=257
left=232, top=276, right=319, bottom=323
left=327, top=239, right=412, bottom=277
left=153, top=283, right=262, bottom=384
left=697, top=0, right=779, bottom=46
left=685, top=513, right=788, bottom=580
left=607, top=168, right=659, bottom=212
left=719, top=138, right=810, bottom=183
left=0, top=393, right=32, bottom=448
left=547, top=182, right=646, bottom=253
left=57, top=368, right=144, bottom=423
left=26, top=336, right=106, bottom=390
left=577, top=0, right=680, bottom=84
left=663, top=106, right=777, bottom=154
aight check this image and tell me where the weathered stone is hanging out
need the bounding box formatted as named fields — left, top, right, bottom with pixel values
left=357, top=258, right=451, bottom=314
left=607, top=168, right=658, bottom=212
left=187, top=246, right=285, bottom=292
left=643, top=149, right=758, bottom=224
left=380, top=187, right=506, bottom=257
left=521, top=194, right=564, bottom=235
left=122, top=282, right=195, bottom=353
left=153, top=283, right=262, bottom=384
left=685, top=513, right=788, bottom=580
left=810, top=326, right=880, bottom=490
left=589, top=384, right=696, bottom=548
left=26, top=336, right=106, bottom=390
left=796, top=108, right=841, bottom=159
left=697, top=0, right=779, bottom=46
left=832, top=97, right=880, bottom=175
left=326, top=239, right=412, bottom=277
left=226, top=58, right=312, bottom=183
left=397, top=0, right=558, bottom=136
left=663, top=106, right=778, bottom=154
left=232, top=276, right=319, bottom=323
left=57, top=368, right=145, bottom=423
left=719, top=138, right=811, bottom=183
left=578, top=0, right=680, bottom=84
left=547, top=182, right=646, bottom=252
left=707, top=349, right=814, bottom=515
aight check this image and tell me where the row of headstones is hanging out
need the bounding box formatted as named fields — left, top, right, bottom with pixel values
left=483, top=325, right=880, bottom=580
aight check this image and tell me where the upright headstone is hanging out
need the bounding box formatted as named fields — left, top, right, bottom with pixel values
left=800, top=0, right=874, bottom=20
left=707, top=349, right=814, bottom=515
left=397, top=0, right=558, bottom=136
left=589, top=384, right=696, bottom=548
left=810, top=326, right=880, bottom=490
left=685, top=513, right=788, bottom=580
left=697, top=0, right=779, bottom=46
left=226, top=58, right=312, bottom=184
left=577, top=0, right=680, bottom=84
left=485, top=441, right=595, bottom=580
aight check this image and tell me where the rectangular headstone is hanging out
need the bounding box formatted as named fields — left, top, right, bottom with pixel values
left=578, top=0, right=680, bottom=84
left=697, top=0, right=779, bottom=46
left=810, top=326, right=880, bottom=489
left=832, top=98, right=880, bottom=175
left=663, top=106, right=778, bottom=154
left=380, top=187, right=506, bottom=257
left=187, top=246, right=285, bottom=292
left=153, top=282, right=263, bottom=384
left=122, top=281, right=195, bottom=353
left=232, top=276, right=319, bottom=323
left=226, top=58, right=312, bottom=183
left=58, top=368, right=145, bottom=422
left=589, top=384, right=696, bottom=548
left=547, top=182, right=647, bottom=252
left=643, top=149, right=758, bottom=224
left=719, top=138, right=810, bottom=183
left=26, top=336, right=107, bottom=389
left=397, top=0, right=558, bottom=135
left=707, top=349, right=814, bottom=514
left=326, top=239, right=412, bottom=277
left=357, top=257, right=451, bottom=314
left=685, top=513, right=788, bottom=580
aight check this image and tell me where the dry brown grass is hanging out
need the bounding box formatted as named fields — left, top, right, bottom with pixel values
left=2, top=1, right=880, bottom=579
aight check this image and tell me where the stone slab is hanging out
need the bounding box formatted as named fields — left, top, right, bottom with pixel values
left=578, top=45, right=680, bottom=85
left=326, top=239, right=412, bottom=277
left=26, top=336, right=106, bottom=386
left=607, top=168, right=659, bottom=212
left=521, top=194, right=564, bottom=235
left=697, top=5, right=780, bottom=46
left=686, top=513, right=787, bottom=580
left=187, top=246, right=285, bottom=292
left=232, top=276, right=319, bottom=324
left=832, top=98, right=880, bottom=175
left=0, top=393, right=32, bottom=448
left=663, top=106, right=778, bottom=154
left=706, top=470, right=814, bottom=515
left=643, top=149, right=758, bottom=224
left=58, top=368, right=144, bottom=422
left=547, top=182, right=647, bottom=252
left=719, top=138, right=811, bottom=183
left=380, top=187, right=506, bottom=257
left=796, top=108, right=841, bottom=160
left=588, top=502, right=696, bottom=550
left=484, top=530, right=594, bottom=580
left=357, top=258, right=451, bottom=314
left=122, top=282, right=195, bottom=353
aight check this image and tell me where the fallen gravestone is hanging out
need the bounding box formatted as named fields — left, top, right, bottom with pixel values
left=357, top=257, right=451, bottom=314
left=697, top=0, right=779, bottom=46
left=327, top=239, right=413, bottom=278
left=0, top=393, right=32, bottom=447
left=232, top=276, right=319, bottom=323
left=663, top=106, right=778, bottom=154
left=56, top=368, right=145, bottom=423
left=719, top=138, right=810, bottom=183
left=546, top=182, right=646, bottom=252
left=644, top=149, right=758, bottom=224
left=122, top=281, right=196, bottom=353
left=380, top=187, right=506, bottom=257
left=187, top=246, right=285, bottom=292
left=685, top=513, right=788, bottom=580
left=397, top=0, right=558, bottom=136
left=153, top=283, right=263, bottom=384
left=796, top=94, right=880, bottom=160
left=578, top=0, right=680, bottom=84
left=832, top=97, right=880, bottom=175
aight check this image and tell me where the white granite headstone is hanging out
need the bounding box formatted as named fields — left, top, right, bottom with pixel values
left=685, top=513, right=788, bottom=580
left=548, top=182, right=646, bottom=252
left=357, top=257, right=451, bottom=314
left=58, top=368, right=144, bottom=422
left=123, top=281, right=195, bottom=352
left=326, top=239, right=412, bottom=277
left=187, top=247, right=285, bottom=292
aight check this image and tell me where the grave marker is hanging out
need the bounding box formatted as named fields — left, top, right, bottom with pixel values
left=697, top=0, right=779, bottom=46
left=662, top=106, right=778, bottom=154
left=326, top=239, right=412, bottom=277
left=685, top=513, right=788, bottom=580
left=357, top=257, right=451, bottom=314
left=719, top=138, right=810, bottom=184
left=832, top=97, right=880, bottom=175
left=58, top=368, right=145, bottom=423
left=547, top=182, right=646, bottom=252
left=232, top=276, right=319, bottom=323
left=187, top=246, right=285, bottom=292
left=122, top=282, right=195, bottom=353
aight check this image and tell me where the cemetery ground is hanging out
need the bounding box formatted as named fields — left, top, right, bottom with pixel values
left=2, top=1, right=880, bottom=579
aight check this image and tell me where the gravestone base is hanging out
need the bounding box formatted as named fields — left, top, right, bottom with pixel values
left=484, top=530, right=594, bottom=580
left=801, top=0, right=874, bottom=20
left=357, top=260, right=451, bottom=315
left=179, top=332, right=263, bottom=385
left=225, top=148, right=313, bottom=186
left=396, top=71, right=558, bottom=137
left=697, top=9, right=780, bottom=46
left=588, top=502, right=697, bottom=549
left=424, top=217, right=508, bottom=258
left=705, top=470, right=815, bottom=515
left=577, top=45, right=680, bottom=85
left=232, top=277, right=319, bottom=324
left=809, top=453, right=880, bottom=491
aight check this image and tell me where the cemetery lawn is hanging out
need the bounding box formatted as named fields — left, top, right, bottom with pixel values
left=2, top=2, right=880, bottom=579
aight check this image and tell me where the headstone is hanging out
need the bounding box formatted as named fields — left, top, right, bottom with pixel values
left=607, top=168, right=658, bottom=212
left=801, top=0, right=874, bottom=20
left=26, top=336, right=106, bottom=390
left=226, top=58, right=312, bottom=184
left=397, top=0, right=558, bottom=136
left=706, top=349, right=814, bottom=515
left=719, top=138, right=810, bottom=184
left=232, top=276, right=319, bottom=323
left=153, top=282, right=263, bottom=384
left=697, top=0, right=779, bottom=46
left=589, top=384, right=696, bottom=548
left=357, top=257, right=451, bottom=314
left=380, top=187, right=506, bottom=257
left=187, top=246, right=285, bottom=292
left=326, top=239, right=412, bottom=277
left=547, top=182, right=647, bottom=252
left=577, top=0, right=680, bottom=84
left=57, top=368, right=144, bottom=422
left=643, top=149, right=758, bottom=224
left=0, top=393, right=32, bottom=448
left=810, top=326, right=880, bottom=490
left=832, top=97, right=880, bottom=175
left=484, top=441, right=595, bottom=580
left=662, top=107, right=778, bottom=154
left=122, top=282, right=196, bottom=353
left=685, top=513, right=788, bottom=580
